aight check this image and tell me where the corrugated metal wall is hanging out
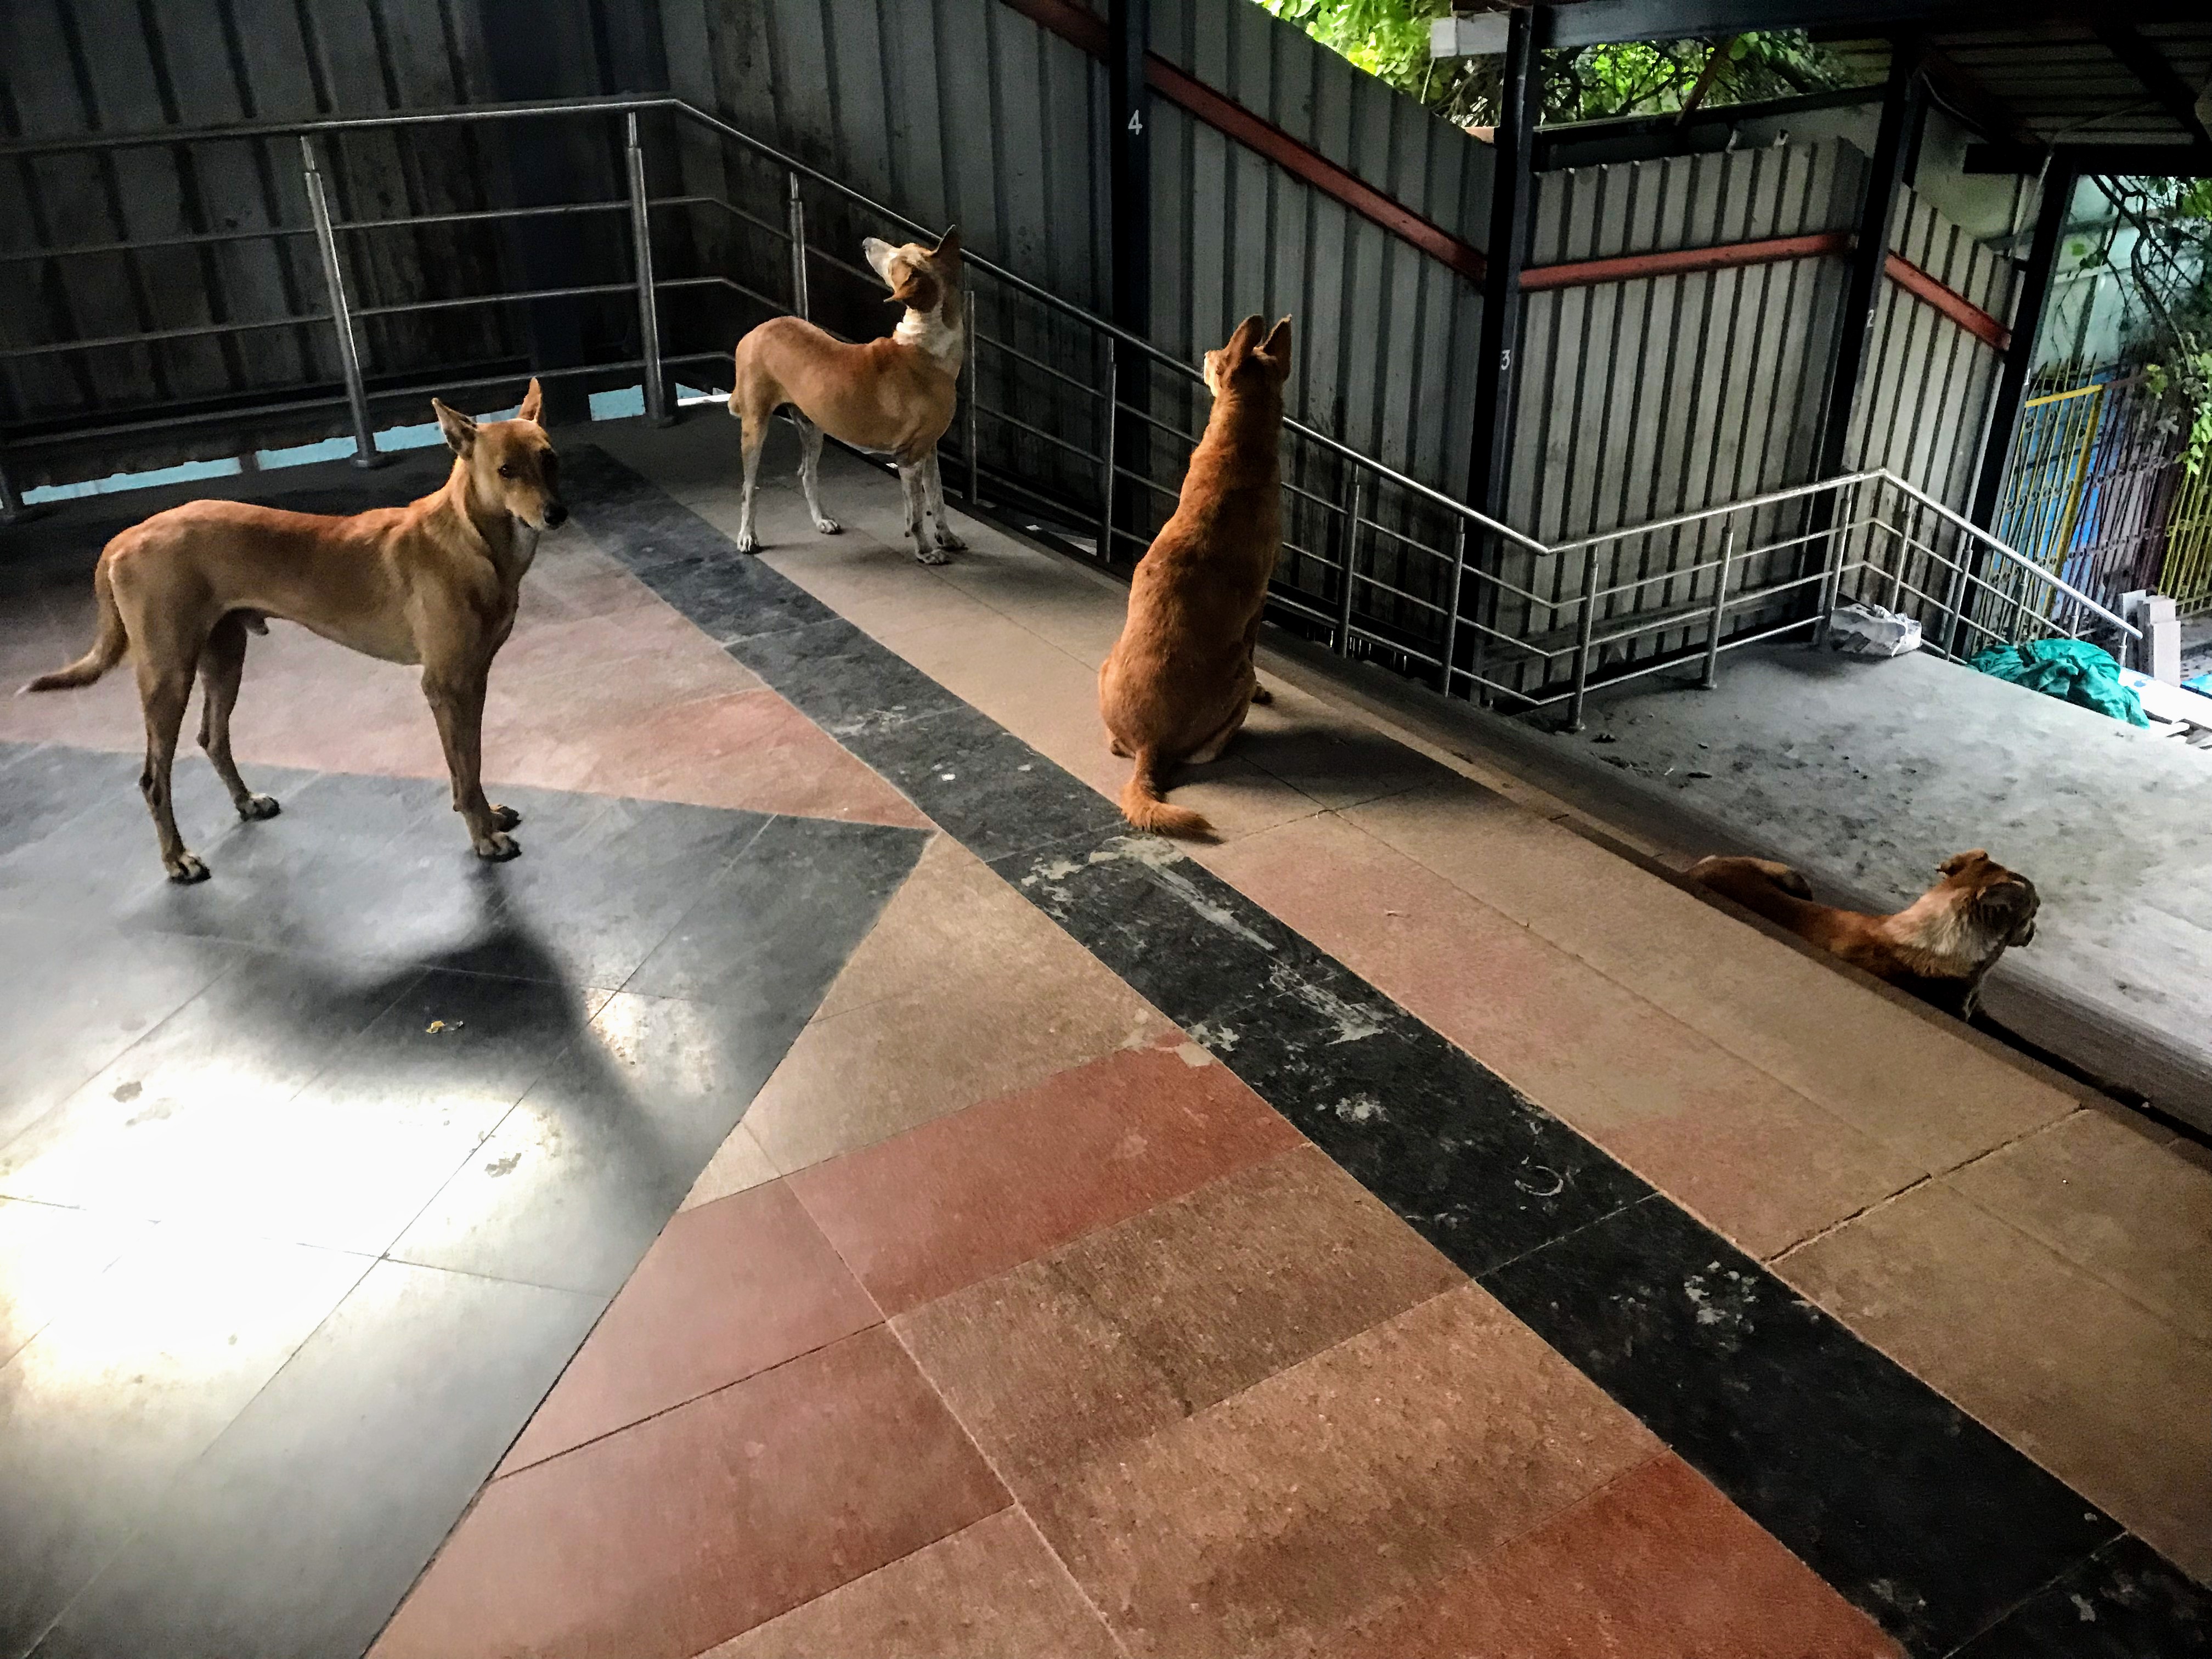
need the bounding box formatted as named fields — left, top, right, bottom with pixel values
left=1847, top=181, right=2016, bottom=507
left=3, top=0, right=2022, bottom=711
left=0, top=0, right=667, bottom=481
left=1477, top=139, right=2010, bottom=696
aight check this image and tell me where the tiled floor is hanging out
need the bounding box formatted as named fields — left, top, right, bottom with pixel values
left=1, top=425, right=2206, bottom=1658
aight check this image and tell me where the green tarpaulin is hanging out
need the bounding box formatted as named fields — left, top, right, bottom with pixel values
left=1968, top=640, right=2149, bottom=727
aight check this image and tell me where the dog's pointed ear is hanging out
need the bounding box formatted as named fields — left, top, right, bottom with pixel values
left=432, top=398, right=477, bottom=458
left=516, top=378, right=544, bottom=425
left=1222, top=315, right=1265, bottom=359
left=933, top=225, right=961, bottom=264
left=1260, top=315, right=1293, bottom=360
left=1938, top=849, right=1987, bottom=877
left=887, top=262, right=942, bottom=313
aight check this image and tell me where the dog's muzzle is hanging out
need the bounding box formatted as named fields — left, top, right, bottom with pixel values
left=541, top=501, right=569, bottom=529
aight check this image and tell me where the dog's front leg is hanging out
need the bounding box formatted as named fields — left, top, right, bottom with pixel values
left=922, top=450, right=966, bottom=554
left=897, top=462, right=947, bottom=566
left=422, top=663, right=520, bottom=860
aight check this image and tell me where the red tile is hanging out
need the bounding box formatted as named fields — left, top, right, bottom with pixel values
left=789, top=1040, right=1304, bottom=1313
left=1020, top=1286, right=1658, bottom=1659
left=1333, top=1455, right=1901, bottom=1659
left=700, top=1509, right=1121, bottom=1658
left=499, top=1182, right=879, bottom=1474
left=373, top=1328, right=1009, bottom=1659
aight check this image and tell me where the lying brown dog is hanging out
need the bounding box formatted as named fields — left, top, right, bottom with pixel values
left=729, top=228, right=966, bottom=564
left=1688, top=849, right=2039, bottom=1017
left=1099, top=314, right=1293, bottom=837
left=21, top=381, right=563, bottom=881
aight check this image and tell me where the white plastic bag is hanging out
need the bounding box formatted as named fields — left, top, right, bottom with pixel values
left=1826, top=601, right=1922, bottom=659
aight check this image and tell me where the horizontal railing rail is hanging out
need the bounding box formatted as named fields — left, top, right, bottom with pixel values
left=0, top=94, right=2126, bottom=727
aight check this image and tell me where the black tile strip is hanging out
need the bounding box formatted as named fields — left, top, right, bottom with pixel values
left=1485, top=1194, right=2121, bottom=1655
left=566, top=443, right=2211, bottom=1657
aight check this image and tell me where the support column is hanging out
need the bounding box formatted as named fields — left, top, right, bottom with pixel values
left=1970, top=162, right=2073, bottom=529
left=1815, top=37, right=1925, bottom=482
left=1465, top=4, right=1541, bottom=522
left=1107, top=0, right=1150, bottom=334
left=1463, top=4, right=1542, bottom=702
left=1103, top=0, right=1150, bottom=564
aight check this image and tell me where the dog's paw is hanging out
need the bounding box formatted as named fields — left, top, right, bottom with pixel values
left=473, top=831, right=522, bottom=862
left=489, top=803, right=522, bottom=831
left=237, top=794, right=281, bottom=821
left=933, top=529, right=967, bottom=552
left=1250, top=684, right=1274, bottom=705
left=915, top=544, right=952, bottom=566
left=735, top=532, right=761, bottom=556
left=812, top=516, right=842, bottom=535
left=165, top=851, right=211, bottom=884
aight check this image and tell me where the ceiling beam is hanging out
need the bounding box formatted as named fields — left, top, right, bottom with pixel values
left=2090, top=20, right=2212, bottom=147
left=1962, top=141, right=2212, bottom=176
left=1918, top=43, right=2036, bottom=146
left=1549, top=1, right=2212, bottom=50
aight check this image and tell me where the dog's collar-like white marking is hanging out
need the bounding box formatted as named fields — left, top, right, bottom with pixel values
left=895, top=303, right=964, bottom=377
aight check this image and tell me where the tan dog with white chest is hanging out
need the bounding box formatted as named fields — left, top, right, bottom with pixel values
left=1099, top=314, right=1293, bottom=837
left=1688, top=849, right=2039, bottom=1018
left=728, top=228, right=967, bottom=564
left=21, top=381, right=563, bottom=881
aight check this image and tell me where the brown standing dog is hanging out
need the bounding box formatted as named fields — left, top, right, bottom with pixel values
left=1688, top=849, right=2040, bottom=1017
left=728, top=228, right=966, bottom=564
left=20, top=381, right=564, bottom=881
left=1099, top=314, right=1293, bottom=837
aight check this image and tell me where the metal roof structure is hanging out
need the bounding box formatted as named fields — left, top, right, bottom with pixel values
left=1520, top=4, right=2212, bottom=174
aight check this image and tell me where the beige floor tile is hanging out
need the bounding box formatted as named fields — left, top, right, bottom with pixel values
left=1200, top=813, right=1923, bottom=1257
left=740, top=842, right=1171, bottom=1171
left=680, top=1121, right=781, bottom=1212
left=1780, top=1182, right=2212, bottom=1583
left=1946, top=1109, right=2212, bottom=1344
left=1347, top=781, right=2075, bottom=1171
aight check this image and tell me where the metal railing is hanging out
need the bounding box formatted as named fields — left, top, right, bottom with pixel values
left=0, top=93, right=2135, bottom=723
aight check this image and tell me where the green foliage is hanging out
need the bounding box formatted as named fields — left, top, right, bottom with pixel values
left=1256, top=0, right=1849, bottom=128
left=2079, top=176, right=2212, bottom=475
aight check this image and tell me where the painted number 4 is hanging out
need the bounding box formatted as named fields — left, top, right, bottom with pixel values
left=1127, top=109, right=1143, bottom=136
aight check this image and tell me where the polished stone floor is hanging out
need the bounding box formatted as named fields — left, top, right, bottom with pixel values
left=1, top=426, right=2206, bottom=1659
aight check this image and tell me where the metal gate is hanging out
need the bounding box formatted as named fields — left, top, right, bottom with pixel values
left=1991, top=368, right=2198, bottom=617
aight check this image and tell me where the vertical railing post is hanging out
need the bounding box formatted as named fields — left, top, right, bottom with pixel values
left=626, top=113, right=670, bottom=426
left=786, top=172, right=810, bottom=320
left=1097, top=337, right=1118, bottom=563
left=300, top=134, right=380, bottom=468
left=1813, top=478, right=1852, bottom=644
left=0, top=450, right=25, bottom=523
left=1564, top=546, right=1601, bottom=731
left=1701, top=521, right=1737, bottom=688
left=964, top=289, right=980, bottom=504
left=1335, top=472, right=1365, bottom=654
left=1436, top=516, right=1469, bottom=696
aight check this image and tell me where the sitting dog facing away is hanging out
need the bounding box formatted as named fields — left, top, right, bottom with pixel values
left=20, top=381, right=565, bottom=881
left=1099, top=314, right=1293, bottom=837
left=1688, top=849, right=2040, bottom=1018
left=728, top=227, right=967, bottom=565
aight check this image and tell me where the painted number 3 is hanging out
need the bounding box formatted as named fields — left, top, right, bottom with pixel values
left=1126, top=110, right=1143, bottom=136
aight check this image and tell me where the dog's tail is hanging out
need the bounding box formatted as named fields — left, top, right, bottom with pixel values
left=20, top=560, right=127, bottom=693
left=1119, top=747, right=1214, bottom=839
